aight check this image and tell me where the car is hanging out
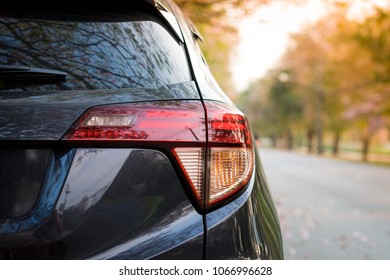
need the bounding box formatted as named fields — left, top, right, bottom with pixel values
left=0, top=0, right=283, bottom=260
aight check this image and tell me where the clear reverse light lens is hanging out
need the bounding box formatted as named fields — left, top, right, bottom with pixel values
left=83, top=116, right=136, bottom=127
left=173, top=147, right=204, bottom=201
left=209, top=148, right=253, bottom=204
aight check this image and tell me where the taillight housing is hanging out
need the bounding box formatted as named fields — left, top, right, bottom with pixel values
left=205, top=102, right=254, bottom=206
left=63, top=100, right=254, bottom=211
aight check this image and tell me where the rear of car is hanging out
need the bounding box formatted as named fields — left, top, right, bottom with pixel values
left=0, top=1, right=283, bottom=259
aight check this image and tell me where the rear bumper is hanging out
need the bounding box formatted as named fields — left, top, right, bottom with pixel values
left=0, top=147, right=282, bottom=260
left=0, top=148, right=204, bottom=259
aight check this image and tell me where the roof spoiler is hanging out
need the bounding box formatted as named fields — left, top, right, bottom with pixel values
left=144, top=0, right=184, bottom=44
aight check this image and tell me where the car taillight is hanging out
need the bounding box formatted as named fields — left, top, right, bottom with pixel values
left=62, top=100, right=254, bottom=210
left=205, top=102, right=254, bottom=206
left=62, top=102, right=206, bottom=142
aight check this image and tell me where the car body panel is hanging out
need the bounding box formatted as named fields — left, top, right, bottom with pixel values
left=0, top=147, right=75, bottom=237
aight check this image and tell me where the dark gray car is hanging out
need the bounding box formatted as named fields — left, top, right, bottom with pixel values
left=0, top=0, right=283, bottom=259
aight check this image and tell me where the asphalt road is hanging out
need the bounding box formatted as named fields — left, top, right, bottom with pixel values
left=259, top=148, right=390, bottom=260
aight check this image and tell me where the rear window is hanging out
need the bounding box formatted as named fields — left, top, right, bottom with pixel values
left=0, top=9, right=191, bottom=91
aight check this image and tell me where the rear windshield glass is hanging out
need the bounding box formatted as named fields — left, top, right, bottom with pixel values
left=0, top=10, right=191, bottom=91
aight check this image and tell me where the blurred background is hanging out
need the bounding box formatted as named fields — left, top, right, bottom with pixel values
left=176, top=0, right=390, bottom=259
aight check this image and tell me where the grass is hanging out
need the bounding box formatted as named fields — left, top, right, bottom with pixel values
left=292, top=145, right=390, bottom=167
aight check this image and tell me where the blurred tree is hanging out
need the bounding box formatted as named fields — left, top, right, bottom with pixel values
left=264, top=71, right=303, bottom=149
left=236, top=70, right=302, bottom=149
left=355, top=6, right=390, bottom=83
left=277, top=5, right=389, bottom=159
left=280, top=20, right=331, bottom=154
left=353, top=6, right=390, bottom=160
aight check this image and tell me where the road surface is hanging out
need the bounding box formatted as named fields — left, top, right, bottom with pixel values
left=259, top=148, right=390, bottom=259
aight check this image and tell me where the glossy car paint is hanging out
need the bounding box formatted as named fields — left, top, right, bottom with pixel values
left=0, top=1, right=283, bottom=259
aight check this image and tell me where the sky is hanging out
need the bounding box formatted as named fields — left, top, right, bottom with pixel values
left=231, top=0, right=389, bottom=92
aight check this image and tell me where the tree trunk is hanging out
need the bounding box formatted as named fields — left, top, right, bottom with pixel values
left=307, top=128, right=314, bottom=154
left=315, top=89, right=324, bottom=155
left=316, top=128, right=323, bottom=155
left=271, top=135, right=277, bottom=148
left=332, top=131, right=340, bottom=156
left=286, top=130, right=293, bottom=150
left=362, top=137, right=370, bottom=162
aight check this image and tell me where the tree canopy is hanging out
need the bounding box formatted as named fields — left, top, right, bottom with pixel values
left=236, top=2, right=390, bottom=161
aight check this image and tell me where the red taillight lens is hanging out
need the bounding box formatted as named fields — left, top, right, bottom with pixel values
left=63, top=102, right=206, bottom=142
left=62, top=100, right=254, bottom=210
